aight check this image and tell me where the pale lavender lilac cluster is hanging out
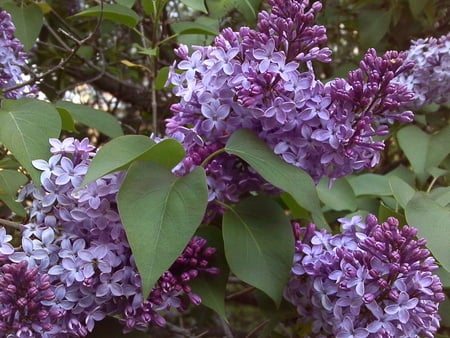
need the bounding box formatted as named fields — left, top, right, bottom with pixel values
left=166, top=0, right=415, bottom=212
left=284, top=215, right=444, bottom=337
left=0, top=10, right=38, bottom=99
left=396, top=32, right=450, bottom=109
left=0, top=137, right=218, bottom=337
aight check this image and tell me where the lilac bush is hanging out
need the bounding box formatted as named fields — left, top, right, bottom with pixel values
left=166, top=0, right=415, bottom=216
left=284, top=215, right=445, bottom=337
left=0, top=10, right=38, bottom=99
left=0, top=137, right=218, bottom=337
left=396, top=32, right=450, bottom=109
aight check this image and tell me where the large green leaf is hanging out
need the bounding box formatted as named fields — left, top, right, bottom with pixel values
left=55, top=101, right=123, bottom=138
left=0, top=169, right=28, bottom=217
left=358, top=9, right=392, bottom=49
left=405, top=193, right=450, bottom=272
left=72, top=4, right=140, bottom=28
left=388, top=176, right=415, bottom=210
left=81, top=135, right=154, bottom=186
left=82, top=136, right=185, bottom=186
left=347, top=173, right=392, bottom=197
left=171, top=21, right=219, bottom=36
left=0, top=99, right=61, bottom=183
left=190, top=226, right=229, bottom=319
left=1, top=3, right=43, bottom=50
left=397, top=125, right=450, bottom=184
left=118, top=161, right=208, bottom=297
left=225, top=129, right=326, bottom=227
left=222, top=196, right=294, bottom=306
left=317, top=177, right=357, bottom=211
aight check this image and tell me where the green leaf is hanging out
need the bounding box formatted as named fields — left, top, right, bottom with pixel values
left=388, top=176, right=415, bottom=210
left=1, top=3, right=43, bottom=51
left=137, top=138, right=185, bottom=169
left=347, top=173, right=392, bottom=197
left=206, top=0, right=235, bottom=19
left=180, top=0, right=208, bottom=13
left=358, top=10, right=391, bottom=49
left=171, top=21, right=219, bottom=36
left=377, top=203, right=406, bottom=226
left=81, top=135, right=156, bottom=186
left=56, top=107, right=77, bottom=132
left=72, top=4, right=140, bottom=28
left=190, top=226, right=229, bottom=319
left=317, top=177, right=357, bottom=211
left=405, top=193, right=450, bottom=271
left=0, top=99, right=61, bottom=184
left=408, top=0, right=433, bottom=18
left=233, top=0, right=261, bottom=23
left=222, top=196, right=295, bottom=306
left=118, top=162, right=208, bottom=298
left=0, top=170, right=28, bottom=217
left=116, top=0, right=137, bottom=8
left=429, top=187, right=450, bottom=207
left=225, top=129, right=326, bottom=227
left=397, top=125, right=450, bottom=184
left=155, top=66, right=170, bottom=90
left=55, top=101, right=123, bottom=138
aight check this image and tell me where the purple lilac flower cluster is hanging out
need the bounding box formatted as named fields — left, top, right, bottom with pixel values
left=396, top=32, right=450, bottom=109
left=0, top=10, right=38, bottom=99
left=284, top=215, right=444, bottom=337
left=166, top=0, right=415, bottom=212
left=0, top=137, right=218, bottom=337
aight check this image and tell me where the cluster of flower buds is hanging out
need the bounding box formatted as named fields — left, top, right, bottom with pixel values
left=284, top=215, right=445, bottom=337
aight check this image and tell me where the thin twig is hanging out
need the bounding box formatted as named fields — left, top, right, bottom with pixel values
left=0, top=218, right=23, bottom=231
left=3, top=0, right=105, bottom=95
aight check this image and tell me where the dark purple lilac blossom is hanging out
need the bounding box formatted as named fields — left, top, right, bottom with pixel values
left=0, top=10, right=38, bottom=99
left=396, top=32, right=450, bottom=109
left=284, top=215, right=444, bottom=337
left=0, top=261, right=60, bottom=337
left=0, top=137, right=219, bottom=337
left=165, top=0, right=414, bottom=216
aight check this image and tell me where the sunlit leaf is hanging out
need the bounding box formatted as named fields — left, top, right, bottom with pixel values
left=0, top=99, right=61, bottom=184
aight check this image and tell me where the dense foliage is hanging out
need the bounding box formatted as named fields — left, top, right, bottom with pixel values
left=0, top=0, right=449, bottom=337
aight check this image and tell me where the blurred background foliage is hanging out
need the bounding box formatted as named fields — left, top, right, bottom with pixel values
left=0, top=0, right=449, bottom=336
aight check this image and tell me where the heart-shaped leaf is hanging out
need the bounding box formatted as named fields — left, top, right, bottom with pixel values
left=222, top=196, right=294, bottom=306
left=118, top=161, right=208, bottom=297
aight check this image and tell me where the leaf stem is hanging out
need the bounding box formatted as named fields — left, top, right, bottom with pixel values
left=0, top=218, right=23, bottom=231
left=426, top=176, right=438, bottom=193
left=200, top=148, right=226, bottom=168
